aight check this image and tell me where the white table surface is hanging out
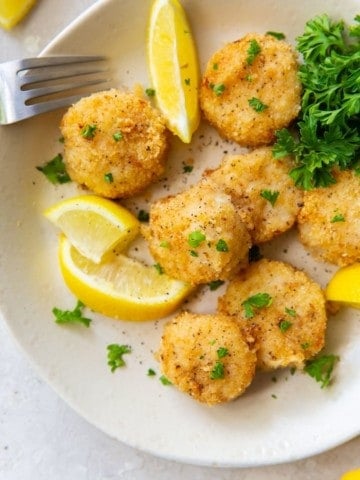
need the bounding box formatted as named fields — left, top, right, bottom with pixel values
left=0, top=1, right=359, bottom=479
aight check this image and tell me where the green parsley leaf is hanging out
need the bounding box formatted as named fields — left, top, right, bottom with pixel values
left=248, top=97, right=268, bottom=112
left=159, top=375, right=172, bottom=385
left=107, top=344, right=132, bottom=372
left=304, top=354, right=340, bottom=388
left=266, top=31, right=286, bottom=40
left=104, top=172, right=114, bottom=183
left=242, top=292, right=273, bottom=318
left=52, top=300, right=92, bottom=327
left=188, top=230, right=206, bottom=248
left=217, top=347, right=229, bottom=358
left=216, top=239, right=229, bottom=252
left=331, top=213, right=345, bottom=223
left=279, top=319, right=293, bottom=333
left=260, top=189, right=279, bottom=206
left=145, top=88, right=156, bottom=97
left=36, top=153, right=71, bottom=184
left=81, top=124, right=97, bottom=139
left=246, top=39, right=261, bottom=65
left=208, top=280, right=225, bottom=291
left=210, top=361, right=225, bottom=379
left=153, top=263, right=164, bottom=274
left=137, top=209, right=149, bottom=222
left=272, top=14, right=360, bottom=189
left=113, top=131, right=123, bottom=141
left=211, top=83, right=226, bottom=96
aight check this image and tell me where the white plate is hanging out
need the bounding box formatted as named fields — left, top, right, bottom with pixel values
left=1, top=0, right=359, bottom=468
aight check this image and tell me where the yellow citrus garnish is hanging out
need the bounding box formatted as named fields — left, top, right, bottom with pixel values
left=58, top=235, right=193, bottom=321
left=341, top=469, right=360, bottom=480
left=325, top=262, right=360, bottom=308
left=44, top=195, right=139, bottom=264
left=147, top=0, right=200, bottom=143
left=0, top=0, right=36, bottom=30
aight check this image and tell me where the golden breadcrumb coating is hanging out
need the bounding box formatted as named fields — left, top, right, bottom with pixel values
left=204, top=147, right=303, bottom=243
left=218, top=259, right=327, bottom=370
left=297, top=169, right=360, bottom=266
left=142, top=178, right=251, bottom=285
left=60, top=89, right=169, bottom=198
left=200, top=33, right=301, bottom=147
left=157, top=311, right=257, bottom=405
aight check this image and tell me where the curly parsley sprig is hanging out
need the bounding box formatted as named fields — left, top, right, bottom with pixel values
left=273, top=14, right=360, bottom=189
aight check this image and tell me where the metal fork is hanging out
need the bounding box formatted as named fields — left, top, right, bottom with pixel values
left=0, top=55, right=112, bottom=125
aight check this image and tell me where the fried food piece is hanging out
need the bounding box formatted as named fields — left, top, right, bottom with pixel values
left=204, top=147, right=303, bottom=243
left=218, top=259, right=327, bottom=370
left=60, top=89, right=169, bottom=198
left=142, top=179, right=251, bottom=285
left=200, top=33, right=301, bottom=147
left=298, top=169, right=360, bottom=266
left=157, top=311, right=257, bottom=405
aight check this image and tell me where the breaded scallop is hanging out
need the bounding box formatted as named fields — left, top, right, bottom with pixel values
left=218, top=259, right=327, bottom=370
left=142, top=178, right=251, bottom=285
left=204, top=147, right=303, bottom=243
left=60, top=89, right=169, bottom=198
left=297, top=169, right=360, bottom=266
left=200, top=33, right=301, bottom=147
left=157, top=311, right=257, bottom=405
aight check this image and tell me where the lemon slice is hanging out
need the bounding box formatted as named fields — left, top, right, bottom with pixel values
left=325, top=263, right=360, bottom=308
left=58, top=235, right=193, bottom=321
left=147, top=0, right=200, bottom=143
left=0, top=0, right=36, bottom=30
left=341, top=469, right=360, bottom=480
left=44, top=195, right=139, bottom=264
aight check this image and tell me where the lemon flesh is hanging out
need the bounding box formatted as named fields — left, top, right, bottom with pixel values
left=58, top=236, right=193, bottom=321
left=0, top=0, right=36, bottom=29
left=147, top=0, right=200, bottom=143
left=44, top=195, right=140, bottom=264
left=341, top=469, right=360, bottom=480
left=325, top=263, right=360, bottom=308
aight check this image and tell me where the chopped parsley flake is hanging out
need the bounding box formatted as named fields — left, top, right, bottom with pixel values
left=104, top=172, right=114, bottom=183
left=189, top=250, right=199, bottom=257
left=331, top=213, right=345, bottom=223
left=153, top=263, right=164, bottom=274
left=217, top=347, right=229, bottom=358
left=285, top=307, right=297, bottom=317
left=246, top=39, right=261, bottom=65
left=107, top=344, right=132, bottom=372
left=160, top=375, right=172, bottom=385
left=147, top=368, right=156, bottom=376
left=279, top=319, right=293, bottom=333
left=211, top=83, right=226, bottom=96
left=36, top=153, right=71, bottom=184
left=208, top=280, right=225, bottom=291
left=137, top=209, right=149, bottom=222
left=301, top=342, right=310, bottom=350
left=183, top=164, right=194, bottom=173
left=213, top=62, right=219, bottom=70
left=81, top=124, right=97, bottom=139
left=260, top=189, right=279, bottom=206
left=210, top=361, right=225, bottom=379
left=160, top=240, right=170, bottom=248
left=185, top=78, right=190, bottom=85
left=188, top=230, right=206, bottom=248
left=248, top=97, right=268, bottom=112
left=52, top=300, right=92, bottom=327
left=304, top=354, right=340, bottom=388
left=242, top=293, right=273, bottom=318
left=215, top=239, right=229, bottom=252
left=266, top=31, right=286, bottom=40
left=145, top=88, right=156, bottom=97
left=113, top=131, right=123, bottom=141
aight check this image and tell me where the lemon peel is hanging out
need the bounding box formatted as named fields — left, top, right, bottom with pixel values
left=58, top=236, right=193, bottom=321
left=0, top=0, right=36, bottom=30
left=325, top=263, right=360, bottom=308
left=147, top=0, right=200, bottom=143
left=44, top=195, right=139, bottom=264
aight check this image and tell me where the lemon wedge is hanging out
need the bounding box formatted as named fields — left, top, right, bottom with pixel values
left=325, top=263, right=360, bottom=308
left=44, top=195, right=139, bottom=264
left=341, top=469, right=360, bottom=480
left=58, top=235, right=193, bottom=321
left=0, top=0, right=36, bottom=30
left=147, top=0, right=200, bottom=143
